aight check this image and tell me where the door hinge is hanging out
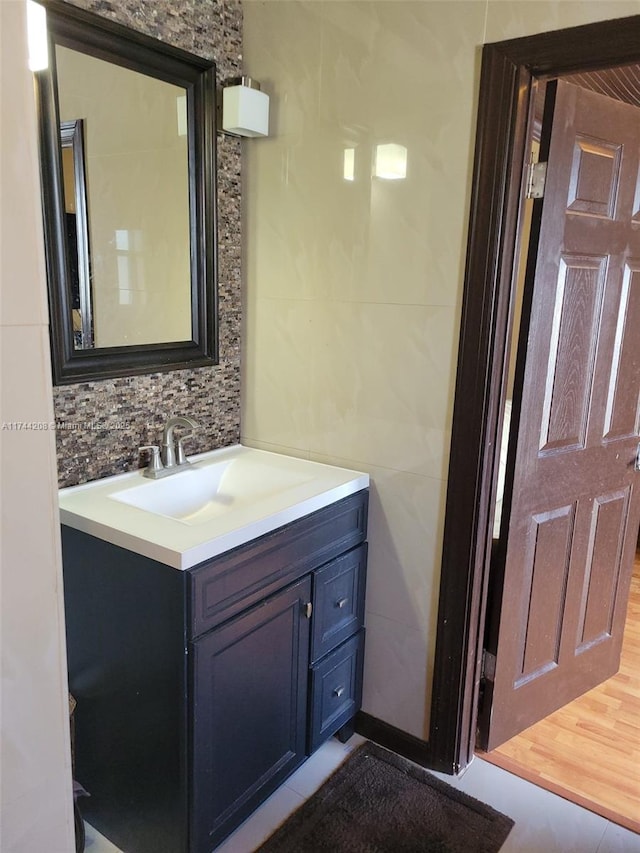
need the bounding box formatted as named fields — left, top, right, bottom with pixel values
left=526, top=161, right=547, bottom=199
left=481, top=650, right=496, bottom=683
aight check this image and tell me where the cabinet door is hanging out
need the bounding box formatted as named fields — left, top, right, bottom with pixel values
left=190, top=577, right=311, bottom=853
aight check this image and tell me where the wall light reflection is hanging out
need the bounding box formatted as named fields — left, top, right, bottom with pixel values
left=343, top=148, right=355, bottom=181
left=374, top=143, right=407, bottom=180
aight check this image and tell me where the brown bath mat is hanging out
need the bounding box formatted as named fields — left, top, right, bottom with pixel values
left=256, top=742, right=514, bottom=852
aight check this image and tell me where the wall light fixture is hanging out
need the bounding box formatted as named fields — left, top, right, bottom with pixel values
left=221, top=77, right=269, bottom=138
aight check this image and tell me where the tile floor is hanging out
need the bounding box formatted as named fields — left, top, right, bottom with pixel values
left=83, top=734, right=640, bottom=853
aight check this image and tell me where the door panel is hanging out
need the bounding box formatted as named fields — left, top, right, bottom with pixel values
left=566, top=135, right=622, bottom=218
left=604, top=261, right=640, bottom=439
left=578, top=488, right=630, bottom=648
left=480, top=81, right=640, bottom=750
left=540, top=253, right=606, bottom=453
left=517, top=504, right=574, bottom=686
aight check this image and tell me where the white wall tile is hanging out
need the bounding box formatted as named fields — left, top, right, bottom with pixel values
left=0, top=3, right=74, bottom=850
left=242, top=0, right=483, bottom=738
left=1, top=328, right=73, bottom=853
left=241, top=297, right=315, bottom=451
left=361, top=611, right=431, bottom=739
left=0, top=0, right=50, bottom=327
left=485, top=0, right=640, bottom=44
left=364, top=465, right=446, bottom=633
left=309, top=301, right=458, bottom=479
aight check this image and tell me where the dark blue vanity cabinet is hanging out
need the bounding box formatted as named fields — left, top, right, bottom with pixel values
left=62, top=489, right=368, bottom=853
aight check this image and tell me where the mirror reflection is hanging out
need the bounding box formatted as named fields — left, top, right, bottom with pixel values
left=56, top=46, right=192, bottom=349
left=60, top=118, right=93, bottom=348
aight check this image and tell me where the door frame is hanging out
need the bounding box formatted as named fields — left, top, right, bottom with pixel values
left=429, top=14, right=640, bottom=774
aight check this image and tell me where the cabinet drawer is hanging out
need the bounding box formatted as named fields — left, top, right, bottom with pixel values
left=308, top=630, right=364, bottom=752
left=189, top=490, right=368, bottom=639
left=311, top=544, right=367, bottom=663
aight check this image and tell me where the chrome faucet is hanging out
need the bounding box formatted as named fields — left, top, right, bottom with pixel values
left=162, top=415, right=199, bottom=467
left=140, top=415, right=199, bottom=479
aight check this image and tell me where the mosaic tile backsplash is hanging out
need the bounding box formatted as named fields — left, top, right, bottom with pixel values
left=52, top=0, right=242, bottom=487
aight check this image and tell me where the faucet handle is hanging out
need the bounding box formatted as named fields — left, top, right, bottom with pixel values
left=175, top=436, right=191, bottom=466
left=139, top=445, right=163, bottom=474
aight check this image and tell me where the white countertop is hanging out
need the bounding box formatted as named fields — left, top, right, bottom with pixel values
left=58, top=445, right=369, bottom=570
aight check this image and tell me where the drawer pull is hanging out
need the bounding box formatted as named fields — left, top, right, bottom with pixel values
left=333, top=686, right=345, bottom=698
left=303, top=602, right=313, bottom=619
left=336, top=597, right=349, bottom=609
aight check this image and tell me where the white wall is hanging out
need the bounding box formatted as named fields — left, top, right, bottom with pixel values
left=0, top=2, right=75, bottom=850
left=242, top=0, right=640, bottom=739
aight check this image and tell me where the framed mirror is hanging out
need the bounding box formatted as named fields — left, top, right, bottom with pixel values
left=34, top=0, right=218, bottom=384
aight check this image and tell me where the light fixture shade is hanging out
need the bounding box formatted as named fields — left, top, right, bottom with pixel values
left=222, top=79, right=269, bottom=138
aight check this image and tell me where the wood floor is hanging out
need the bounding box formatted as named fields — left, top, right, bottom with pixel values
left=480, top=553, right=640, bottom=834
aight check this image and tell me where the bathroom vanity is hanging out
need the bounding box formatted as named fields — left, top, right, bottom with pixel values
left=60, top=447, right=368, bottom=853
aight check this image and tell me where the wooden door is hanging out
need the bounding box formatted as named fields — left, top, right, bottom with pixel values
left=479, top=81, right=640, bottom=751
left=190, top=577, right=311, bottom=852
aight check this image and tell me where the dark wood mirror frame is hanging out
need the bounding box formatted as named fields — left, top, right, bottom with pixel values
left=35, top=0, right=218, bottom=385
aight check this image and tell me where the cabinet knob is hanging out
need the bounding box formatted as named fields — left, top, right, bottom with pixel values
left=333, top=686, right=345, bottom=698
left=303, top=602, right=313, bottom=619
left=336, top=597, right=348, bottom=609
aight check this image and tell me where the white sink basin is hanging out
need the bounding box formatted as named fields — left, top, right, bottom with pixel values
left=58, top=445, right=368, bottom=570
left=110, top=456, right=312, bottom=524
left=111, top=461, right=234, bottom=522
